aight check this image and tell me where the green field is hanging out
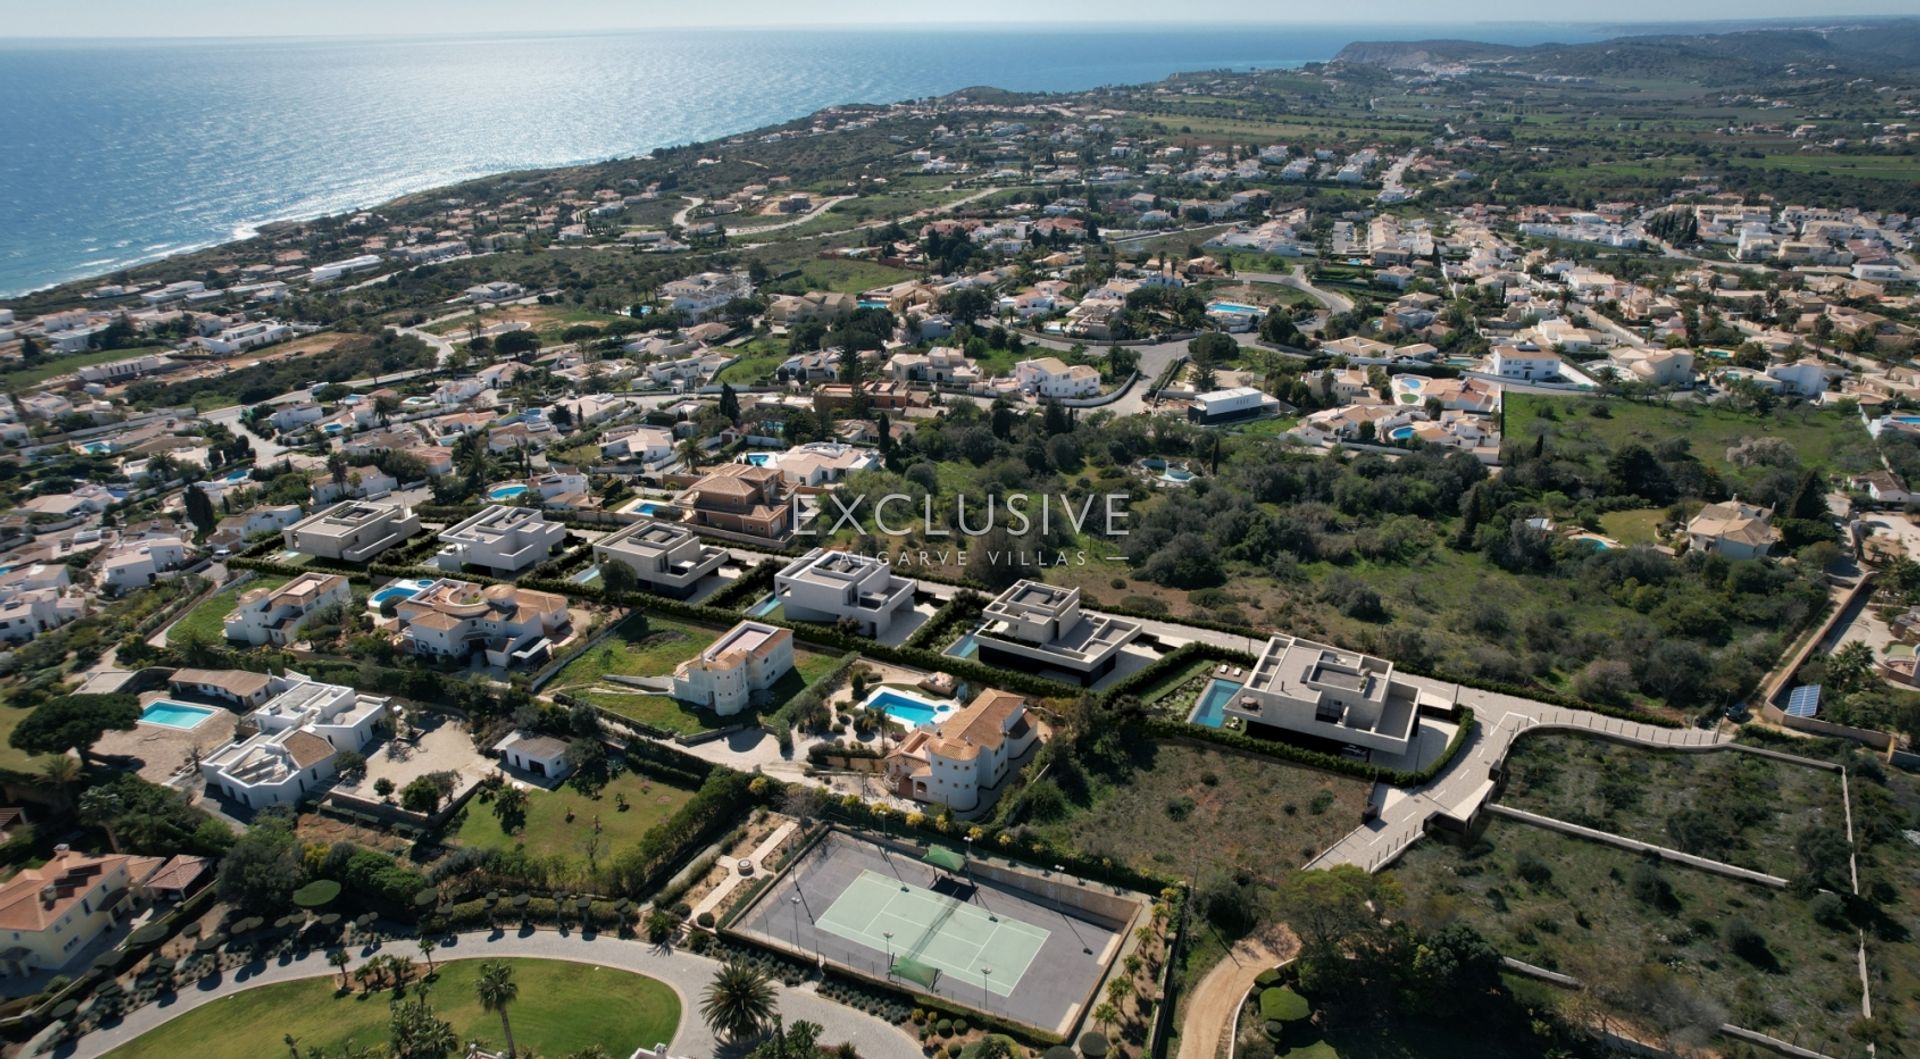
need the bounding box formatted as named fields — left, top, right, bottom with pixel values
left=167, top=580, right=256, bottom=644
left=0, top=702, right=47, bottom=774
left=1504, top=394, right=1876, bottom=482
left=548, top=613, right=839, bottom=733
left=100, top=958, right=680, bottom=1059
left=453, top=768, right=696, bottom=862
left=0, top=345, right=170, bottom=388
left=1595, top=507, right=1667, bottom=546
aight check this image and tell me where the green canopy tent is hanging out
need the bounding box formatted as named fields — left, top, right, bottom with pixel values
left=923, top=845, right=965, bottom=874
left=892, top=955, right=941, bottom=990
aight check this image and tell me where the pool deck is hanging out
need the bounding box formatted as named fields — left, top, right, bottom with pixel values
left=96, top=694, right=238, bottom=785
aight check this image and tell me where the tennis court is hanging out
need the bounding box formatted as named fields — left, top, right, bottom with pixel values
left=815, top=869, right=1048, bottom=996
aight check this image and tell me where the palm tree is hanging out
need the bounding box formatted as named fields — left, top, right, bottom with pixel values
left=1092, top=1002, right=1119, bottom=1034
left=77, top=786, right=125, bottom=853
left=701, top=961, right=777, bottom=1043
left=39, top=756, right=80, bottom=809
left=284, top=1032, right=300, bottom=1059
left=566, top=1049, right=614, bottom=1059
left=329, top=949, right=352, bottom=990
left=417, top=936, right=438, bottom=976
left=476, top=959, right=520, bottom=1058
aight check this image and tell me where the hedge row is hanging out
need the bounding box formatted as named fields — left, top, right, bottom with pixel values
left=1140, top=706, right=1476, bottom=789
left=706, top=557, right=782, bottom=612
left=901, top=592, right=984, bottom=652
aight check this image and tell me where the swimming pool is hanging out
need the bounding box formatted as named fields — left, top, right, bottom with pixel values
left=1206, top=301, right=1262, bottom=315
left=1189, top=679, right=1244, bottom=729
left=746, top=594, right=782, bottom=618
left=140, top=700, right=218, bottom=731
left=369, top=578, right=436, bottom=607
left=572, top=566, right=603, bottom=585
left=619, top=498, right=666, bottom=517
left=221, top=468, right=252, bottom=483
left=1389, top=425, right=1415, bottom=441
left=859, top=688, right=956, bottom=728
left=1161, top=467, right=1194, bottom=483
left=1894, top=415, right=1920, bottom=425
left=745, top=453, right=773, bottom=466
left=487, top=483, right=530, bottom=501
left=944, top=630, right=981, bottom=660
left=322, top=423, right=346, bottom=435
left=857, top=299, right=888, bottom=311
left=79, top=441, right=114, bottom=455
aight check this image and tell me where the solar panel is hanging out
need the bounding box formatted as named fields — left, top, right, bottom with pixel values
left=1785, top=684, right=1821, bottom=718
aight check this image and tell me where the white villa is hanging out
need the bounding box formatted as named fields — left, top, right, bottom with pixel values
left=435, top=504, right=566, bottom=575
left=1222, top=635, right=1423, bottom=756
left=670, top=620, right=794, bottom=715
left=224, top=572, right=352, bottom=646
left=393, top=579, right=571, bottom=669
left=1012, top=357, right=1101, bottom=398
left=283, top=501, right=422, bottom=563
left=773, top=548, right=916, bottom=636
left=592, top=519, right=727, bottom=598
left=99, top=537, right=188, bottom=595
left=973, top=580, right=1141, bottom=685
left=885, top=689, right=1039, bottom=811
left=200, top=677, right=389, bottom=810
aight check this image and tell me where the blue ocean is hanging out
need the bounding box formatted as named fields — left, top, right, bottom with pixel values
left=0, top=25, right=1605, bottom=295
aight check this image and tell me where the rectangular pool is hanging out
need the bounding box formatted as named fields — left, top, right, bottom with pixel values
left=140, top=700, right=218, bottom=731
left=1189, top=679, right=1244, bottom=729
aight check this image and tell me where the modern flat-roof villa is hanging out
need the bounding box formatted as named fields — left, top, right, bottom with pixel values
left=199, top=677, right=389, bottom=809
left=434, top=504, right=566, bottom=575
left=973, top=580, right=1141, bottom=685
left=282, top=501, right=422, bottom=563
left=885, top=689, right=1039, bottom=811
left=1223, top=634, right=1421, bottom=756
left=671, top=620, right=794, bottom=715
left=774, top=548, right=916, bottom=636
left=592, top=518, right=727, bottom=598
left=393, top=579, right=570, bottom=668
left=224, top=572, right=352, bottom=646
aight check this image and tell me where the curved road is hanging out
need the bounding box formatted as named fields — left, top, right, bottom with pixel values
left=60, top=928, right=921, bottom=1059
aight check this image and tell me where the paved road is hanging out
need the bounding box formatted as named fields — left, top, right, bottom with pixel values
left=1237, top=270, right=1354, bottom=315
left=1307, top=687, right=1729, bottom=873
left=60, top=928, right=921, bottom=1059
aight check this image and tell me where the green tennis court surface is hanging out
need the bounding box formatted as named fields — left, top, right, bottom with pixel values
left=815, top=870, right=1049, bottom=995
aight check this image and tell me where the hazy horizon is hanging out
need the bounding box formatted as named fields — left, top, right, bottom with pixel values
left=3, top=1, right=1917, bottom=39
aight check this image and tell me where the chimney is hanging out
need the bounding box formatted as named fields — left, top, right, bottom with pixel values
left=40, top=885, right=57, bottom=909
left=53, top=842, right=71, bottom=857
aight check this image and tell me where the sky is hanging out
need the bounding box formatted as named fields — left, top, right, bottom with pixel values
left=1, top=0, right=1917, bottom=38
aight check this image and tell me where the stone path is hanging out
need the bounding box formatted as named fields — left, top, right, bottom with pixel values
left=689, top=820, right=799, bottom=925
left=59, top=927, right=921, bottom=1059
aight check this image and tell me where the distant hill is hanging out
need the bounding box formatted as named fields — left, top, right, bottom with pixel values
left=1334, top=20, right=1920, bottom=82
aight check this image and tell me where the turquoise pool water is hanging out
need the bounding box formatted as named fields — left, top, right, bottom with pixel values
left=747, top=594, right=782, bottom=617
left=857, top=299, right=888, bottom=311
left=80, top=441, right=113, bottom=455
left=1189, top=679, right=1243, bottom=729
left=572, top=566, right=603, bottom=585
left=487, top=483, right=529, bottom=501
left=1207, top=302, right=1261, bottom=315
left=945, top=630, right=980, bottom=660
left=1894, top=415, right=1920, bottom=425
left=1161, top=468, right=1194, bottom=482
left=1389, top=425, right=1415, bottom=440
left=860, top=688, right=955, bottom=728
left=369, top=578, right=436, bottom=607
left=745, top=453, right=773, bottom=466
left=140, top=700, right=217, bottom=730
left=620, top=498, right=666, bottom=517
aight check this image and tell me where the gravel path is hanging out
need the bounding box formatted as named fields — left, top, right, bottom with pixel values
left=59, top=928, right=921, bottom=1059
left=1174, top=927, right=1294, bottom=1059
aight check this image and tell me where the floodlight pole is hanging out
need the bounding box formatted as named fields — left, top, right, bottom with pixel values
left=884, top=930, right=894, bottom=975
left=981, top=966, right=992, bottom=1012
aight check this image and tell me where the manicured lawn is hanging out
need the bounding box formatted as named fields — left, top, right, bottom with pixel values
left=100, top=957, right=680, bottom=1059
left=1596, top=506, right=1667, bottom=546
left=0, top=702, right=47, bottom=774
left=167, top=580, right=255, bottom=643
left=1029, top=742, right=1369, bottom=881
left=1498, top=732, right=1847, bottom=878
left=549, top=612, right=839, bottom=733
left=453, top=768, right=696, bottom=862
left=1391, top=819, right=1861, bottom=1053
